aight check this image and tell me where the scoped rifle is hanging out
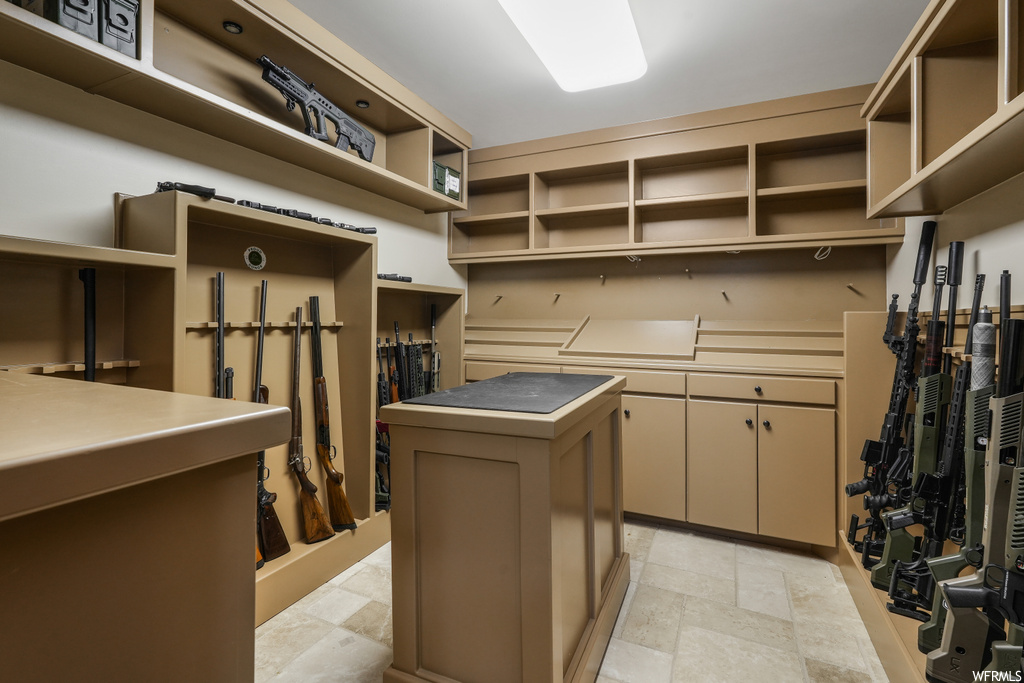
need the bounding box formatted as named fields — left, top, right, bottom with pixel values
left=255, top=280, right=290, bottom=564
left=927, top=316, right=1024, bottom=682
left=870, top=262, right=953, bottom=591
left=309, top=296, right=357, bottom=532
left=887, top=272, right=985, bottom=621
left=288, top=306, right=335, bottom=544
left=257, top=55, right=376, bottom=162
left=847, top=220, right=936, bottom=566
left=916, top=305, right=994, bottom=655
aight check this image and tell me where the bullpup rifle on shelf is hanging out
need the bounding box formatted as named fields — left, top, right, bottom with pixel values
left=288, top=306, right=335, bottom=544
left=846, top=220, right=936, bottom=567
left=257, top=55, right=376, bottom=162
left=309, top=296, right=357, bottom=532
left=255, top=280, right=290, bottom=565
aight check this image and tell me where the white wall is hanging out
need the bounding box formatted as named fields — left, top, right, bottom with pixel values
left=0, top=60, right=467, bottom=290
left=887, top=171, right=1024, bottom=314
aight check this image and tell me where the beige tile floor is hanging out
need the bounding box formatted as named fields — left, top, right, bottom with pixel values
left=255, top=520, right=889, bottom=683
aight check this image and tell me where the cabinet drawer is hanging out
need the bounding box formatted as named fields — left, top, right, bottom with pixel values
left=562, top=366, right=685, bottom=396
left=687, top=373, right=834, bottom=405
left=465, top=361, right=561, bottom=382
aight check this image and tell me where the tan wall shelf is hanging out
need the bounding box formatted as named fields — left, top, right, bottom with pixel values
left=3, top=359, right=141, bottom=375
left=452, top=89, right=902, bottom=263
left=375, top=280, right=466, bottom=395
left=0, top=0, right=470, bottom=213
left=862, top=0, right=1024, bottom=217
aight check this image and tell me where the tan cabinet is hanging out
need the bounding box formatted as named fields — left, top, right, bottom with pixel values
left=687, top=398, right=835, bottom=545
left=687, top=399, right=758, bottom=534
left=621, top=394, right=686, bottom=521
left=757, top=404, right=835, bottom=545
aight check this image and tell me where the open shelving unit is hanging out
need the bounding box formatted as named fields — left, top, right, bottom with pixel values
left=0, top=191, right=469, bottom=625
left=451, top=92, right=904, bottom=263
left=0, top=0, right=470, bottom=213
left=862, top=0, right=1024, bottom=217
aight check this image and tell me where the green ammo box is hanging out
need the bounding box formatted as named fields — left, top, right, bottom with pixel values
left=432, top=162, right=461, bottom=201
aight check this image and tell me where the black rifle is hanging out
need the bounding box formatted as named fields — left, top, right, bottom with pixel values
left=254, top=280, right=290, bottom=565
left=214, top=272, right=230, bottom=398
left=288, top=306, right=335, bottom=544
left=309, top=296, right=357, bottom=532
left=79, top=267, right=96, bottom=382
left=393, top=322, right=409, bottom=400
left=888, top=273, right=985, bottom=620
left=376, top=337, right=390, bottom=409
left=429, top=303, right=440, bottom=393
left=156, top=181, right=235, bottom=203
left=377, top=273, right=412, bottom=282
left=409, top=333, right=425, bottom=397
left=257, top=55, right=376, bottom=162
left=846, top=220, right=936, bottom=566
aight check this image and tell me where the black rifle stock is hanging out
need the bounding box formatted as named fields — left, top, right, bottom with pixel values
left=394, top=322, right=409, bottom=400
left=309, top=296, right=357, bottom=532
left=846, top=220, right=936, bottom=566
left=257, top=55, right=376, bottom=162
left=254, top=280, right=290, bottom=563
left=289, top=306, right=335, bottom=544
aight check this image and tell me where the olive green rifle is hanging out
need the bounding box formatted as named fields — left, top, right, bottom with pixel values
left=926, top=314, right=1024, bottom=682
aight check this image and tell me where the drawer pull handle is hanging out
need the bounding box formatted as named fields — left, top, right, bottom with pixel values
left=754, top=385, right=762, bottom=394
left=745, top=418, right=753, bottom=427
left=624, top=409, right=631, bottom=418
left=762, top=420, right=771, bottom=429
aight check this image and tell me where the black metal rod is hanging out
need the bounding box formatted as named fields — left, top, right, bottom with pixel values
left=215, top=271, right=225, bottom=398
left=79, top=268, right=96, bottom=382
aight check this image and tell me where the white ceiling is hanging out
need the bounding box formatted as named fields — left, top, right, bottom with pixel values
left=289, top=0, right=931, bottom=150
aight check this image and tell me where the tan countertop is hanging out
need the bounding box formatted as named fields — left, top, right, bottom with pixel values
left=380, top=375, right=626, bottom=439
left=0, top=373, right=290, bottom=522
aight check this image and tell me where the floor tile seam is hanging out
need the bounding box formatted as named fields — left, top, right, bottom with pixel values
left=781, top=570, right=814, bottom=683
left=785, top=569, right=875, bottom=678
left=639, top=556, right=738, bottom=582
left=256, top=612, right=345, bottom=678
left=269, top=625, right=390, bottom=682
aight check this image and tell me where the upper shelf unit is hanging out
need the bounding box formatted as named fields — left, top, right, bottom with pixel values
left=862, top=0, right=1024, bottom=218
left=0, top=0, right=470, bottom=213
left=451, top=126, right=902, bottom=263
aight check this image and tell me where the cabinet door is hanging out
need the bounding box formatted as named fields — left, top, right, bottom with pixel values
left=686, top=399, right=758, bottom=534
left=621, top=394, right=686, bottom=521
left=757, top=404, right=835, bottom=545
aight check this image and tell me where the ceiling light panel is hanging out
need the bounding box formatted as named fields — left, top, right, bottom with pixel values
left=498, top=0, right=648, bottom=92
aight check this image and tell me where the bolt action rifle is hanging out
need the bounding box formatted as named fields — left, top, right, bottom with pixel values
left=870, top=254, right=958, bottom=591
left=846, top=221, right=936, bottom=566
left=927, top=315, right=1024, bottom=682
left=309, top=296, right=357, bottom=532
left=255, top=280, right=290, bottom=565
left=257, top=55, right=376, bottom=162
left=288, top=306, right=335, bottom=544
left=915, top=304, right=995, bottom=655
left=887, top=273, right=985, bottom=621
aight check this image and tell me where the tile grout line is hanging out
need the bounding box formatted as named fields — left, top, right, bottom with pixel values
left=781, top=569, right=813, bottom=683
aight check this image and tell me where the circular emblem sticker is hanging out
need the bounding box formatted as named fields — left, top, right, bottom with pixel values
left=244, top=246, right=266, bottom=270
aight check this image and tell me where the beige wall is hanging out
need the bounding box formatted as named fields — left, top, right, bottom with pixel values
left=886, top=172, right=1024, bottom=312
left=0, top=59, right=466, bottom=291
left=467, top=246, right=888, bottom=322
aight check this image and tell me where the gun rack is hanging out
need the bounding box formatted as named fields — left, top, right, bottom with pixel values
left=0, top=190, right=465, bottom=626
